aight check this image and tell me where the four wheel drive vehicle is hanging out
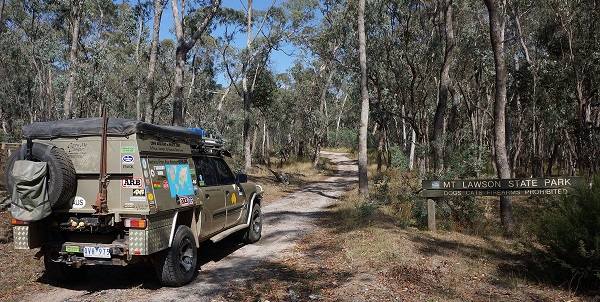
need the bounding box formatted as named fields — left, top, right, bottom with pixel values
left=5, top=117, right=263, bottom=286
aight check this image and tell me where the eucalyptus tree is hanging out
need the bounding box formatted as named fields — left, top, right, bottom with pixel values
left=432, top=0, right=455, bottom=174
left=0, top=0, right=54, bottom=132
left=216, top=0, right=316, bottom=170
left=63, top=0, right=85, bottom=119
left=357, top=0, right=369, bottom=197
left=170, top=0, right=221, bottom=126
left=484, top=0, right=515, bottom=231
left=145, top=0, right=168, bottom=123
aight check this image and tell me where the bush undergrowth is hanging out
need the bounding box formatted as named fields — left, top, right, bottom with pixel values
left=530, top=175, right=600, bottom=290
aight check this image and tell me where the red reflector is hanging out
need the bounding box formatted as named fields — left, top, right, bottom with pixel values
left=134, top=250, right=141, bottom=255
left=11, top=218, right=27, bottom=225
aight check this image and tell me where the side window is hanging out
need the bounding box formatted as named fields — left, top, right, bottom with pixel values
left=212, top=158, right=236, bottom=185
left=195, top=156, right=218, bottom=187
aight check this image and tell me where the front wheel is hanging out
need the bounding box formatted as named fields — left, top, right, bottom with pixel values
left=240, top=203, right=262, bottom=244
left=155, top=225, right=198, bottom=287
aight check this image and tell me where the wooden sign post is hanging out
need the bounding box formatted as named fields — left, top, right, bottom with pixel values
left=421, top=177, right=581, bottom=232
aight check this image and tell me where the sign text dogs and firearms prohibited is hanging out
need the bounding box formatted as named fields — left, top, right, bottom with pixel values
left=421, top=177, right=581, bottom=198
left=420, top=176, right=581, bottom=231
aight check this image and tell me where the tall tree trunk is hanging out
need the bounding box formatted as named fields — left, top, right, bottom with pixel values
left=409, top=128, right=416, bottom=171
left=63, top=0, right=84, bottom=119
left=0, top=0, right=6, bottom=32
left=242, top=0, right=253, bottom=170
left=432, top=0, right=454, bottom=174
left=172, top=45, right=186, bottom=126
left=335, top=94, right=347, bottom=144
left=145, top=0, right=166, bottom=123
left=484, top=0, right=515, bottom=232
left=171, top=0, right=221, bottom=126
left=134, top=0, right=144, bottom=120
left=357, top=0, right=369, bottom=198
left=313, top=65, right=334, bottom=168
left=377, top=125, right=385, bottom=172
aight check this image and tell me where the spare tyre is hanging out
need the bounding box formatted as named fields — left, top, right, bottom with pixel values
left=5, top=142, right=77, bottom=209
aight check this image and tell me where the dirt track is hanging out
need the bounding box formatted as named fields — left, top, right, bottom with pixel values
left=23, top=151, right=357, bottom=302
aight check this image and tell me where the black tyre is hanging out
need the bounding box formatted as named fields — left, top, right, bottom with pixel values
left=240, top=203, right=262, bottom=244
left=43, top=253, right=88, bottom=283
left=5, top=142, right=77, bottom=209
left=155, top=225, right=198, bottom=287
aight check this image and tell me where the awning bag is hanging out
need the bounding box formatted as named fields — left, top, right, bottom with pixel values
left=10, top=160, right=50, bottom=221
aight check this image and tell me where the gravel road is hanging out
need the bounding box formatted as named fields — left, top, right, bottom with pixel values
left=24, top=151, right=357, bottom=302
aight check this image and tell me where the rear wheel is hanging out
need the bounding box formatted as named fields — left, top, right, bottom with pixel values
left=240, top=203, right=262, bottom=244
left=155, top=225, right=197, bottom=286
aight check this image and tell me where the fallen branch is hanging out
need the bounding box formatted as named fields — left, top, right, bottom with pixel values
left=268, top=168, right=290, bottom=185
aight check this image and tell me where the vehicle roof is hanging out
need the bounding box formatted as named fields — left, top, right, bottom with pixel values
left=22, top=118, right=206, bottom=144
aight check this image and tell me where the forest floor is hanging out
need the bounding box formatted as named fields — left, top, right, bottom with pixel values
left=0, top=151, right=598, bottom=301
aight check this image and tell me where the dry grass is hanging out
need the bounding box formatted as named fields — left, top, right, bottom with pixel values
left=267, top=187, right=595, bottom=301
left=0, top=211, right=52, bottom=302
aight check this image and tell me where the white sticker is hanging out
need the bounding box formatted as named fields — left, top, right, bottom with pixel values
left=141, top=158, right=147, bottom=169
left=122, top=177, right=143, bottom=189
left=154, top=165, right=165, bottom=171
left=122, top=155, right=134, bottom=164
left=157, top=171, right=164, bottom=176
left=143, top=170, right=149, bottom=178
left=72, top=196, right=86, bottom=209
left=151, top=170, right=156, bottom=178
left=129, top=196, right=147, bottom=202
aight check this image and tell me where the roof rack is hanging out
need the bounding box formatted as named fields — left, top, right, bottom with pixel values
left=187, top=128, right=226, bottom=156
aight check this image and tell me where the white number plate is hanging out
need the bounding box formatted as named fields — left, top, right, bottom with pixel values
left=83, top=246, right=111, bottom=259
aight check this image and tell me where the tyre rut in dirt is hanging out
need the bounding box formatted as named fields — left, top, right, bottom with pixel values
left=240, top=203, right=262, bottom=244
left=155, top=225, right=198, bottom=287
left=5, top=143, right=77, bottom=209
left=43, top=253, right=88, bottom=283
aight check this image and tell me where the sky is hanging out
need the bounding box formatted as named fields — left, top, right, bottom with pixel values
left=154, top=0, right=305, bottom=84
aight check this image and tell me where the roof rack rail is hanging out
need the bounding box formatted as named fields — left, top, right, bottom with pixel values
left=190, top=133, right=226, bottom=156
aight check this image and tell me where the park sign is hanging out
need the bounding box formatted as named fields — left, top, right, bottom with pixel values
left=421, top=177, right=581, bottom=198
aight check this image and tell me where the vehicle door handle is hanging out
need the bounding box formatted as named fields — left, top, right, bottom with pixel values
left=205, top=194, right=210, bottom=199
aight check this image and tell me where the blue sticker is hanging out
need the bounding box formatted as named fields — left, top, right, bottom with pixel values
left=122, top=155, right=134, bottom=164
left=165, top=164, right=195, bottom=198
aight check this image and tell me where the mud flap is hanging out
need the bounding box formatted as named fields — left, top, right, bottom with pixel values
left=10, top=160, right=51, bottom=221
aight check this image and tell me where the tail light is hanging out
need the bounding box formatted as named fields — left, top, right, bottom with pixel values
left=124, top=218, right=147, bottom=229
left=11, top=218, right=28, bottom=225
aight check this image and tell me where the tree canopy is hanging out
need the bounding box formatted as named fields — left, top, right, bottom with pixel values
left=1, top=0, right=599, bottom=187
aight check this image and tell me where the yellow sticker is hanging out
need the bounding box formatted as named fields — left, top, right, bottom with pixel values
left=231, top=193, right=237, bottom=204
left=148, top=193, right=154, bottom=201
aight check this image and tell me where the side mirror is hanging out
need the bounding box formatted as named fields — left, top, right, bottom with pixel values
left=237, top=174, right=248, bottom=183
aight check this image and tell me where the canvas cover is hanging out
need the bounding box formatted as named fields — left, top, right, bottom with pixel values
left=10, top=160, right=50, bottom=222
left=21, top=118, right=205, bottom=142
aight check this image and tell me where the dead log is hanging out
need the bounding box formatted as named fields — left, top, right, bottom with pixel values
left=268, top=168, right=290, bottom=185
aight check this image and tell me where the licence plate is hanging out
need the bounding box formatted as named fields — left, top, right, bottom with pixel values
left=83, top=246, right=111, bottom=259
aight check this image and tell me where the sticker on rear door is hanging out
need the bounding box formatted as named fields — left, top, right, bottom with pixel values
left=122, top=177, right=143, bottom=189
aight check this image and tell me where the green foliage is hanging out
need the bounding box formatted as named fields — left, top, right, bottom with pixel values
left=445, top=144, right=491, bottom=179
left=355, top=200, right=377, bottom=220
left=532, top=175, right=600, bottom=289
left=330, top=127, right=358, bottom=150
left=389, top=145, right=409, bottom=171
left=370, top=171, right=422, bottom=228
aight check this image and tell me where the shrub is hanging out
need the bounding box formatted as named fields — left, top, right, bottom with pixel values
left=533, top=175, right=600, bottom=290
